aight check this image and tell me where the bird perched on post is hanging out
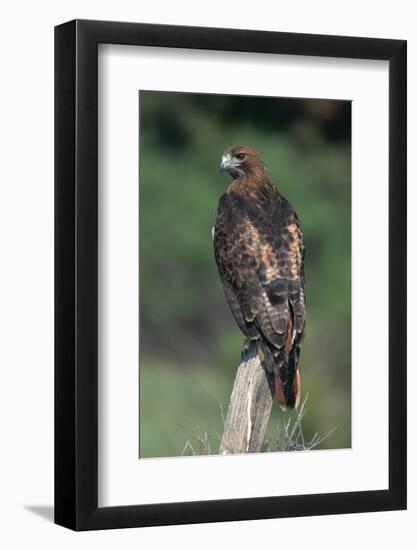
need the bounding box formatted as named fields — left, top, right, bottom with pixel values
left=213, top=145, right=306, bottom=410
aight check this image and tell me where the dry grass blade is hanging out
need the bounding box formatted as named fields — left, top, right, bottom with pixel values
left=268, top=394, right=337, bottom=452
left=180, top=420, right=214, bottom=456
left=181, top=394, right=337, bottom=455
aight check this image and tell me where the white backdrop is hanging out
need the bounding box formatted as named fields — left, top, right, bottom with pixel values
left=0, top=1, right=415, bottom=549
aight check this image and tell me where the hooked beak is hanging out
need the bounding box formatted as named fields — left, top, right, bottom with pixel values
left=219, top=152, right=232, bottom=173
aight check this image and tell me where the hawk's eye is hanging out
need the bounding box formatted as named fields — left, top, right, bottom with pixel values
left=235, top=153, right=246, bottom=161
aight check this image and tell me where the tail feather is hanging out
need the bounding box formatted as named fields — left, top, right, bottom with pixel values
left=275, top=368, right=301, bottom=411
left=259, top=339, right=301, bottom=411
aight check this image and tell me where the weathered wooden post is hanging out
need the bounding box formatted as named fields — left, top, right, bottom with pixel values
left=220, top=342, right=275, bottom=454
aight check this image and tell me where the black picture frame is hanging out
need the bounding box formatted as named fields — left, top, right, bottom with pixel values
left=55, top=19, right=407, bottom=531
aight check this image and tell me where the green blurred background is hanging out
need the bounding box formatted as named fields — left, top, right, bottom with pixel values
left=139, top=91, right=351, bottom=458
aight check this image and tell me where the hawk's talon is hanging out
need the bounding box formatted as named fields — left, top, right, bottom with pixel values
left=241, top=337, right=251, bottom=361
left=243, top=337, right=251, bottom=352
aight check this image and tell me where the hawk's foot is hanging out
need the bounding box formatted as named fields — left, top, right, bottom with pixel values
left=240, top=337, right=252, bottom=361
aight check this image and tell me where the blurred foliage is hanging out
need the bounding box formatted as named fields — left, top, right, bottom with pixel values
left=139, top=92, right=351, bottom=458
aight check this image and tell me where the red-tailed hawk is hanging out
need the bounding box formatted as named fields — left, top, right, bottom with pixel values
left=214, top=145, right=306, bottom=410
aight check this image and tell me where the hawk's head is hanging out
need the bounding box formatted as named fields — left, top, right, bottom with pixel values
left=219, top=145, right=265, bottom=178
